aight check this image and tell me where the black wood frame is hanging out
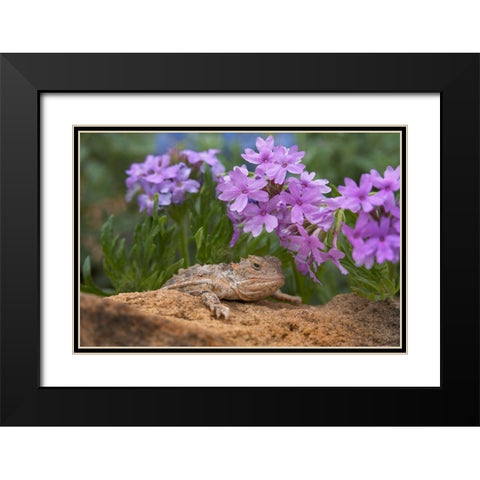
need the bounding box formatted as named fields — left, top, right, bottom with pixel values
left=0, top=54, right=478, bottom=425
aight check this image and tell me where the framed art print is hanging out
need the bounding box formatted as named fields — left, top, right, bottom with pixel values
left=0, top=54, right=478, bottom=425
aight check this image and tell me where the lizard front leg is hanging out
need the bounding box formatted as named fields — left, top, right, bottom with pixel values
left=271, top=289, right=302, bottom=305
left=200, top=290, right=230, bottom=319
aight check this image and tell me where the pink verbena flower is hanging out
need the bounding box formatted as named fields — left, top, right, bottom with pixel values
left=181, top=148, right=225, bottom=176
left=288, top=171, right=331, bottom=194
left=370, top=165, right=400, bottom=211
left=337, top=173, right=384, bottom=213
left=216, top=165, right=268, bottom=212
left=126, top=149, right=223, bottom=215
left=218, top=138, right=348, bottom=278
left=241, top=196, right=281, bottom=237
left=279, top=181, right=325, bottom=225
left=266, top=145, right=306, bottom=184
left=364, top=216, right=400, bottom=264
left=241, top=135, right=276, bottom=170
left=342, top=214, right=376, bottom=269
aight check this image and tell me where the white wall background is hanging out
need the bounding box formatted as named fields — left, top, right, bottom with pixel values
left=1, top=2, right=479, bottom=479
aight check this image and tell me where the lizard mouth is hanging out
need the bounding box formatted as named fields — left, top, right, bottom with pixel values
left=236, top=273, right=285, bottom=301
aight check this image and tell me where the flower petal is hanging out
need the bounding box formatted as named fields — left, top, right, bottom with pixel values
left=230, top=194, right=248, bottom=212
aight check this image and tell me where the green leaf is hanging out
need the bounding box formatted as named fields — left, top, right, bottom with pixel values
left=194, top=227, right=204, bottom=252
left=337, top=232, right=399, bottom=301
left=80, top=256, right=111, bottom=296
left=162, top=258, right=185, bottom=283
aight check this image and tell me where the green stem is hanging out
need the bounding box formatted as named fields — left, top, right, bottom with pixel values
left=180, top=216, right=191, bottom=266
left=290, top=255, right=303, bottom=298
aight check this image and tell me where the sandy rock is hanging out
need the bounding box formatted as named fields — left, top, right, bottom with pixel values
left=80, top=292, right=227, bottom=347
left=80, top=290, right=400, bottom=348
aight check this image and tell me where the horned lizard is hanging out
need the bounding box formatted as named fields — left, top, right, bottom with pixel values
left=161, top=255, right=301, bottom=319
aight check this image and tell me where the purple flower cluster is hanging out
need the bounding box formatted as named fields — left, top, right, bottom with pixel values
left=217, top=136, right=344, bottom=281
left=126, top=149, right=224, bottom=215
left=338, top=166, right=400, bottom=268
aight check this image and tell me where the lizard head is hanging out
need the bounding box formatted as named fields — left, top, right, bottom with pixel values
left=232, top=255, right=285, bottom=301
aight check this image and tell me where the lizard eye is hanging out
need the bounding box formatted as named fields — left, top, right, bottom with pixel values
left=253, top=262, right=261, bottom=270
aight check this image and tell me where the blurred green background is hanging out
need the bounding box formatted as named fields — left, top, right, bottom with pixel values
left=80, top=130, right=400, bottom=301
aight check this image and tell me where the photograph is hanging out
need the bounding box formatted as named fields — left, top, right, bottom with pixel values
left=77, top=127, right=404, bottom=351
